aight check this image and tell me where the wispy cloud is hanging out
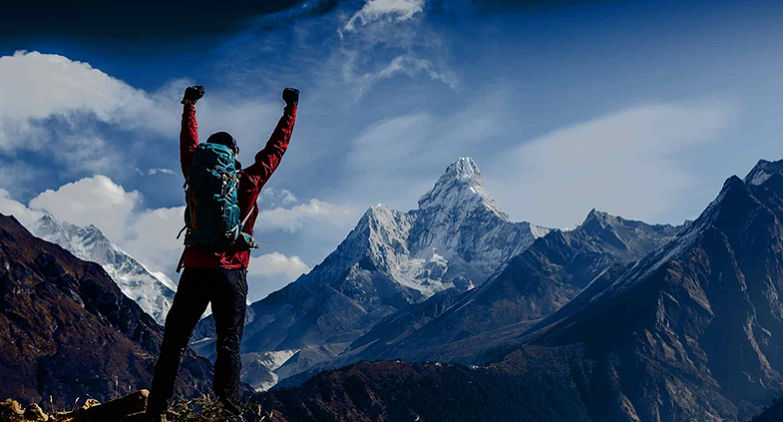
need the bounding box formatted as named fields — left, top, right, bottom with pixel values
left=335, top=0, right=456, bottom=97
left=342, top=93, right=505, bottom=209
left=487, top=103, right=734, bottom=227
left=0, top=51, right=283, bottom=197
left=248, top=252, right=310, bottom=278
left=258, top=198, right=355, bottom=233
left=343, top=0, right=425, bottom=32
left=136, top=168, right=176, bottom=176
left=260, top=187, right=299, bottom=207
left=356, top=55, right=457, bottom=95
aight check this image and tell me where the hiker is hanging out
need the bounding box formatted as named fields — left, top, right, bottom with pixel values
left=145, top=85, right=299, bottom=421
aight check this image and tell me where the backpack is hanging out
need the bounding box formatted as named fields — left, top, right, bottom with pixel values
left=180, top=142, right=257, bottom=252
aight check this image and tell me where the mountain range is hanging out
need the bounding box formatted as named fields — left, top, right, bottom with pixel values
left=332, top=208, right=684, bottom=367
left=241, top=158, right=684, bottom=388
left=5, top=155, right=783, bottom=421
left=193, top=157, right=550, bottom=387
left=0, top=213, right=211, bottom=405
left=252, top=159, right=783, bottom=422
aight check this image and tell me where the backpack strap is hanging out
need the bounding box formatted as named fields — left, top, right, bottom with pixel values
left=241, top=202, right=257, bottom=228
left=175, top=249, right=186, bottom=273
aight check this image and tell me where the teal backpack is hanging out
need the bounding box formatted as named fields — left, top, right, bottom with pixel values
left=179, top=143, right=258, bottom=258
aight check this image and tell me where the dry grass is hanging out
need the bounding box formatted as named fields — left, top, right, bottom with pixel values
left=166, top=396, right=271, bottom=421
left=1, top=394, right=272, bottom=422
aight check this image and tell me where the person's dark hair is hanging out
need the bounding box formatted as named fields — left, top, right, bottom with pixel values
left=207, top=131, right=239, bottom=154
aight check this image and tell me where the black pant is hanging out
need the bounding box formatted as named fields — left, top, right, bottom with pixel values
left=147, top=267, right=247, bottom=414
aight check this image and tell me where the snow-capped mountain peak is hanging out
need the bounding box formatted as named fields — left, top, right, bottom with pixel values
left=418, top=157, right=506, bottom=218
left=449, top=156, right=481, bottom=183
left=326, top=157, right=549, bottom=298
left=28, top=213, right=175, bottom=323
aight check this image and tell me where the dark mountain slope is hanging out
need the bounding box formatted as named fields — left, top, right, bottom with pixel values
left=0, top=213, right=212, bottom=405
left=520, top=171, right=783, bottom=420
left=752, top=395, right=783, bottom=422
left=255, top=346, right=595, bottom=422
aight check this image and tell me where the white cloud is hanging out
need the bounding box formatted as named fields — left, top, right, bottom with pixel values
left=344, top=0, right=425, bottom=32
left=0, top=51, right=282, bottom=183
left=0, top=189, right=44, bottom=227
left=260, top=187, right=298, bottom=208
left=0, top=51, right=152, bottom=124
left=487, top=103, right=733, bottom=227
left=0, top=51, right=170, bottom=150
left=248, top=252, right=310, bottom=278
left=0, top=175, right=180, bottom=279
left=28, top=175, right=141, bottom=242
left=258, top=198, right=355, bottom=233
left=0, top=51, right=175, bottom=180
left=1, top=174, right=351, bottom=288
left=122, top=205, right=187, bottom=278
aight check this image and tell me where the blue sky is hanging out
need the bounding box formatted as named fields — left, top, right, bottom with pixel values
left=2, top=0, right=783, bottom=301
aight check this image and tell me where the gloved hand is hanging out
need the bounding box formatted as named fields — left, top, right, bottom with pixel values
left=282, top=87, right=299, bottom=106
left=181, top=85, right=205, bottom=105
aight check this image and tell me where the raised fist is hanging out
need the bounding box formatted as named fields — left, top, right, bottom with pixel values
left=282, top=87, right=299, bottom=106
left=181, top=85, right=205, bottom=105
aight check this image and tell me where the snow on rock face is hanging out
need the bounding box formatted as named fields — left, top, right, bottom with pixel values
left=341, top=157, right=550, bottom=298
left=201, top=157, right=552, bottom=388
left=241, top=349, right=299, bottom=392
left=744, top=159, right=783, bottom=186
left=29, top=214, right=175, bottom=323
left=418, top=157, right=505, bottom=217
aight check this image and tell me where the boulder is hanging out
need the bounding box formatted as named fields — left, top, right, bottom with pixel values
left=0, top=399, right=24, bottom=422
left=23, top=403, right=48, bottom=421
left=71, top=390, right=148, bottom=422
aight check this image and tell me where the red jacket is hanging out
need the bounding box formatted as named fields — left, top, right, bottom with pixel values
left=180, top=103, right=297, bottom=269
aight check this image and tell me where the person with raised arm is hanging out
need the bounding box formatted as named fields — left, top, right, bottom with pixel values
left=144, top=85, right=299, bottom=422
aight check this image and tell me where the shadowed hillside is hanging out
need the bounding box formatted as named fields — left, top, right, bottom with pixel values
left=0, top=213, right=212, bottom=405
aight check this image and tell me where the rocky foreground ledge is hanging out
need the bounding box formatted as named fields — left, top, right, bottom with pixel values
left=0, top=390, right=270, bottom=422
left=1, top=390, right=148, bottom=421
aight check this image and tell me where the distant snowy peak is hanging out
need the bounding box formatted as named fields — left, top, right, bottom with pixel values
left=580, top=209, right=644, bottom=236
left=334, top=157, right=550, bottom=297
left=418, top=157, right=506, bottom=218
left=526, top=221, right=551, bottom=239
left=744, top=159, right=783, bottom=186
left=29, top=213, right=175, bottom=323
